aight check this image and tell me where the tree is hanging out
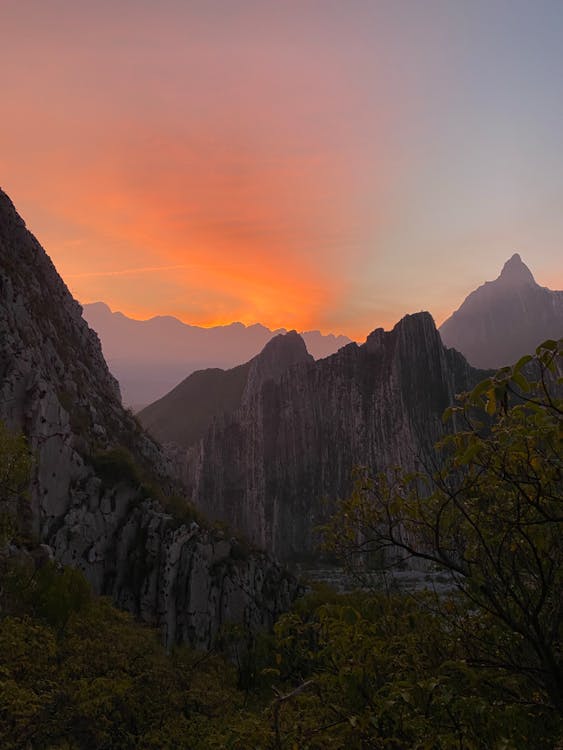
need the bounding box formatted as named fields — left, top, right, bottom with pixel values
left=323, top=340, right=563, bottom=713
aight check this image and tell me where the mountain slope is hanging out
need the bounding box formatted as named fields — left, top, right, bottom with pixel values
left=163, top=313, right=486, bottom=561
left=439, top=254, right=563, bottom=368
left=83, top=301, right=351, bottom=408
left=0, top=188, right=295, bottom=647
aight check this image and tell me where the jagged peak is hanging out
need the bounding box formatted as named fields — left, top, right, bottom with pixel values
left=257, top=329, right=312, bottom=362
left=243, top=331, right=313, bottom=399
left=366, top=311, right=436, bottom=342
left=364, top=312, right=440, bottom=355
left=392, top=310, right=436, bottom=332
left=497, top=253, right=536, bottom=286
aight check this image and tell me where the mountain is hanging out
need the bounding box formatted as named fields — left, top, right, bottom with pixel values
left=142, top=313, right=486, bottom=561
left=439, top=254, right=563, bottom=368
left=83, top=301, right=351, bottom=409
left=0, top=188, right=295, bottom=648
left=139, top=331, right=313, bottom=447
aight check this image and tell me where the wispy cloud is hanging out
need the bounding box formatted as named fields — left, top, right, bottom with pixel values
left=65, top=264, right=192, bottom=279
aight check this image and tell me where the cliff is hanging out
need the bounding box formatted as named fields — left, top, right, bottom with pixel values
left=0, top=188, right=296, bottom=648
left=165, top=312, right=486, bottom=561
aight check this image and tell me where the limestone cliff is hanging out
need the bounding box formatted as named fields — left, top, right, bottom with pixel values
left=0, top=188, right=295, bottom=648
left=170, top=313, right=486, bottom=561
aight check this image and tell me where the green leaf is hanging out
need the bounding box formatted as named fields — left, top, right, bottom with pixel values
left=485, top=392, right=496, bottom=415
left=458, top=442, right=481, bottom=465
left=537, top=339, right=557, bottom=352
left=513, top=354, right=532, bottom=374
left=511, top=370, right=531, bottom=392
left=471, top=378, right=493, bottom=399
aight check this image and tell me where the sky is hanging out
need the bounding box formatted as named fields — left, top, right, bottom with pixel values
left=1, top=0, right=563, bottom=340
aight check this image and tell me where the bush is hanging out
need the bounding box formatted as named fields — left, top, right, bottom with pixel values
left=91, top=446, right=141, bottom=487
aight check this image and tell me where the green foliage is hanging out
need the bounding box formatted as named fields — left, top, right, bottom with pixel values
left=323, top=339, right=563, bottom=715
left=193, top=589, right=560, bottom=749
left=0, top=565, right=243, bottom=750
left=0, top=562, right=560, bottom=748
left=261, top=591, right=559, bottom=749
left=91, top=446, right=141, bottom=487
left=32, top=564, right=92, bottom=634
left=159, top=491, right=205, bottom=528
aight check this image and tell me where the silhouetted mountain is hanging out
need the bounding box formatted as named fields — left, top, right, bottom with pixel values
left=0, top=188, right=295, bottom=648
left=83, top=302, right=351, bottom=409
left=145, top=313, right=486, bottom=561
left=439, top=254, right=563, bottom=368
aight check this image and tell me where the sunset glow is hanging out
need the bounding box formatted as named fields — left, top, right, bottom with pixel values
left=2, top=1, right=563, bottom=340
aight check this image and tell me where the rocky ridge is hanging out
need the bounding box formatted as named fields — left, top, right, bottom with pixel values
left=163, top=312, right=487, bottom=561
left=0, top=188, right=296, bottom=648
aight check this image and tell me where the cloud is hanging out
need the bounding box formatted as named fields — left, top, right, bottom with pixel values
left=66, top=264, right=193, bottom=279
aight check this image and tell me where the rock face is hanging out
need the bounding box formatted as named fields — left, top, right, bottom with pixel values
left=163, top=313, right=485, bottom=561
left=83, top=301, right=351, bottom=409
left=0, top=188, right=295, bottom=648
left=440, top=254, right=563, bottom=368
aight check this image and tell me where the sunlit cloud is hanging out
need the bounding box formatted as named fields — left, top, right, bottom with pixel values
left=66, top=264, right=193, bottom=279
left=1, top=1, right=562, bottom=339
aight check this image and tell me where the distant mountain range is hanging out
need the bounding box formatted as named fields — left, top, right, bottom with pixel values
left=82, top=302, right=351, bottom=409
left=439, top=254, right=563, bottom=368
left=86, top=254, right=562, bottom=409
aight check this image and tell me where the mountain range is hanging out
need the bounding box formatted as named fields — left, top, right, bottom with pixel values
left=135, top=253, right=562, bottom=561
left=82, top=302, right=351, bottom=409
left=139, top=315, right=487, bottom=560
left=85, top=255, right=562, bottom=412
left=1, top=182, right=561, bottom=639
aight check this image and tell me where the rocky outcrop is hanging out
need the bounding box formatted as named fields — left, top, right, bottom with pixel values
left=170, top=313, right=486, bottom=561
left=440, top=254, right=563, bottom=368
left=0, top=188, right=296, bottom=648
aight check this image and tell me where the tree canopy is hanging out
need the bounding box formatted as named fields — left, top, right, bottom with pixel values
left=323, top=339, right=563, bottom=714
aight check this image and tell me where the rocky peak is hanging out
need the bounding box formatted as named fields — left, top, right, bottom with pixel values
left=497, top=253, right=536, bottom=287
left=243, top=330, right=314, bottom=401
left=439, top=254, right=562, bottom=368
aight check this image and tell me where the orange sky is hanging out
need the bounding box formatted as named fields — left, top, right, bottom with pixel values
left=1, top=1, right=562, bottom=340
